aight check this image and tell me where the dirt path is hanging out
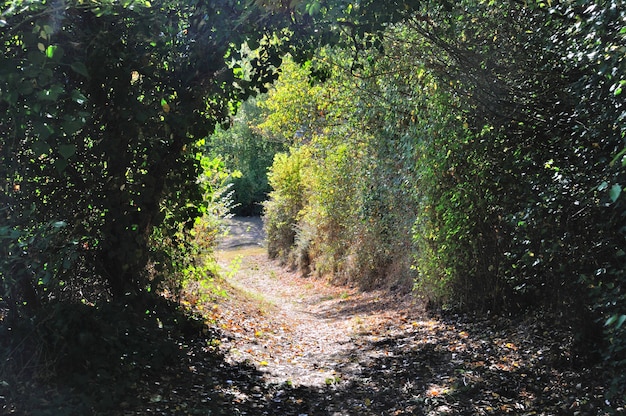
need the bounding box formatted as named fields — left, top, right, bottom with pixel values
left=189, top=216, right=621, bottom=415
left=217, top=216, right=266, bottom=250
left=8, top=219, right=620, bottom=415
left=214, top=217, right=419, bottom=387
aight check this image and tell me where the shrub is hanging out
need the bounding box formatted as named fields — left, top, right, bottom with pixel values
left=208, top=98, right=286, bottom=216
left=263, top=148, right=310, bottom=261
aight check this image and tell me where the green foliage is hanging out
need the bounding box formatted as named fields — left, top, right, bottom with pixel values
left=0, top=217, right=95, bottom=319
left=0, top=3, right=302, bottom=409
left=400, top=0, right=626, bottom=393
left=0, top=0, right=293, bottom=316
left=262, top=52, right=418, bottom=289
left=208, top=98, right=286, bottom=216
left=261, top=2, right=626, bottom=396
left=257, top=58, right=324, bottom=142
left=148, top=153, right=237, bottom=299
left=264, top=148, right=311, bottom=261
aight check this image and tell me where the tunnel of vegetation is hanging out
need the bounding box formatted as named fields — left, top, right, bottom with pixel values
left=1, top=0, right=625, bottom=411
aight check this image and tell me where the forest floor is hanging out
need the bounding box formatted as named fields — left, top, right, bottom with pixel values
left=3, top=217, right=623, bottom=415
left=168, top=216, right=622, bottom=415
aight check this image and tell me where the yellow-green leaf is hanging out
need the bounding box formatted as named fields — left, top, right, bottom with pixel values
left=45, top=45, right=57, bottom=59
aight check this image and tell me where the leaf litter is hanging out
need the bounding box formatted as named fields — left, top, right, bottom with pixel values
left=157, top=238, right=624, bottom=415
left=16, top=217, right=619, bottom=415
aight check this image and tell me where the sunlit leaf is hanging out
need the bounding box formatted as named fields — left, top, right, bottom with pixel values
left=131, top=70, right=141, bottom=84
left=45, top=45, right=58, bottom=59
left=610, top=184, right=622, bottom=203
left=70, top=89, right=87, bottom=105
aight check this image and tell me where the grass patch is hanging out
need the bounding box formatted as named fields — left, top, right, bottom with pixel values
left=217, top=246, right=266, bottom=262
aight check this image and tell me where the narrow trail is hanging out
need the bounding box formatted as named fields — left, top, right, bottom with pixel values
left=7, top=231, right=619, bottom=414
left=181, top=216, right=621, bottom=415
left=214, top=217, right=419, bottom=387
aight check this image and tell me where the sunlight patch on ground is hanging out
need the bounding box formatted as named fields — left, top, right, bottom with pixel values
left=217, top=246, right=267, bottom=262
left=426, top=384, right=452, bottom=397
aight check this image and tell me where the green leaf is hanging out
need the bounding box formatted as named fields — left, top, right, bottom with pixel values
left=610, top=147, right=626, bottom=166
left=247, top=38, right=260, bottom=50
left=19, top=80, right=34, bottom=95
left=55, top=158, right=68, bottom=173
left=32, top=140, right=51, bottom=157
left=71, top=89, right=87, bottom=104
left=52, top=221, right=67, bottom=228
left=606, top=314, right=626, bottom=329
left=37, top=84, right=64, bottom=101
left=63, top=256, right=74, bottom=270
left=62, top=118, right=85, bottom=135
left=71, top=62, right=90, bottom=78
left=33, top=122, right=54, bottom=139
left=610, top=183, right=622, bottom=203
left=40, top=271, right=52, bottom=285
left=45, top=45, right=58, bottom=59
left=306, top=0, right=322, bottom=15
left=58, top=144, right=76, bottom=159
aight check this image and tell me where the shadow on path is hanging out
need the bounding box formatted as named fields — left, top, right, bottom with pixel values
left=218, top=216, right=265, bottom=250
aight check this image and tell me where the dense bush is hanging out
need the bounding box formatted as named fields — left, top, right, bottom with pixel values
left=0, top=1, right=291, bottom=407
left=0, top=0, right=291, bottom=318
left=260, top=0, right=626, bottom=397
left=208, top=98, right=286, bottom=216
left=264, top=148, right=311, bottom=261
left=407, top=0, right=625, bottom=393
left=261, top=54, right=418, bottom=289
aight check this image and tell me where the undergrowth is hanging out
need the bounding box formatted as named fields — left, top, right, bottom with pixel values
left=0, top=295, right=211, bottom=415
